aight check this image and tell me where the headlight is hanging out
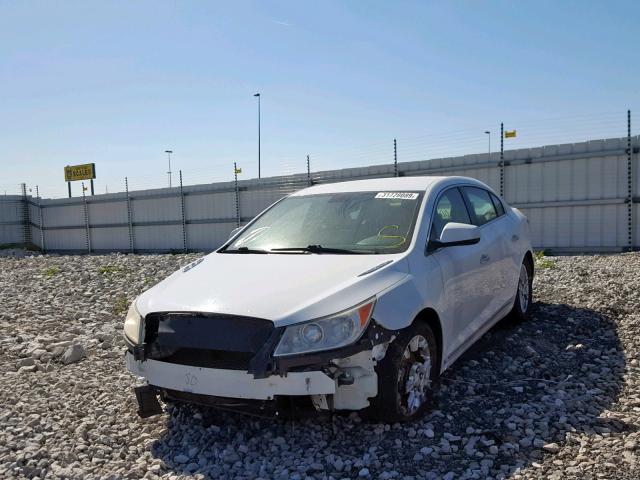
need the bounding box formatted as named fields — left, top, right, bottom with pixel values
left=123, top=300, right=144, bottom=344
left=274, top=298, right=376, bottom=357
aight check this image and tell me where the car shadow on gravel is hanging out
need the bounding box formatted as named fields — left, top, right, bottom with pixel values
left=149, top=301, right=627, bottom=479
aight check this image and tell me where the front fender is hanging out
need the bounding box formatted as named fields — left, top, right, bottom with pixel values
left=372, top=262, right=445, bottom=333
left=371, top=255, right=452, bottom=373
left=373, top=275, right=425, bottom=331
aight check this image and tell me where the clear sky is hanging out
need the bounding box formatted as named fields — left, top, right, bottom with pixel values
left=1, top=1, right=638, bottom=197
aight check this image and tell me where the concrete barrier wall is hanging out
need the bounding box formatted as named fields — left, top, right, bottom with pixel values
left=1, top=136, right=638, bottom=254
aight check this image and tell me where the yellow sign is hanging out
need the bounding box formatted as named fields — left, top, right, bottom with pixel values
left=64, top=163, right=96, bottom=182
left=235, top=167, right=242, bottom=174
left=504, top=130, right=517, bottom=138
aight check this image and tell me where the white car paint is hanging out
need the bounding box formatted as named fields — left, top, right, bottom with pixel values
left=126, top=175, right=533, bottom=412
left=136, top=253, right=410, bottom=328
left=126, top=355, right=336, bottom=399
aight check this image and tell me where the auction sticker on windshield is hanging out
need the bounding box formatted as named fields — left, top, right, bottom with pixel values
left=375, top=192, right=419, bottom=200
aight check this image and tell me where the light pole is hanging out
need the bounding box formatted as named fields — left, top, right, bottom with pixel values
left=165, top=150, right=173, bottom=188
left=484, top=131, right=491, bottom=161
left=254, top=93, right=261, bottom=178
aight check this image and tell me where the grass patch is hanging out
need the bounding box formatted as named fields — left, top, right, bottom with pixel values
left=113, top=295, right=129, bottom=316
left=44, top=266, right=60, bottom=278
left=99, top=265, right=127, bottom=275
left=534, top=250, right=556, bottom=269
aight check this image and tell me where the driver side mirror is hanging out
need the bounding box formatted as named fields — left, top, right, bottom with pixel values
left=428, top=222, right=480, bottom=251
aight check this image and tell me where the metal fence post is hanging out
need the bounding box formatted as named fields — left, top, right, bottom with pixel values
left=234, top=162, right=240, bottom=227
left=307, top=155, right=312, bottom=186
left=500, top=123, right=505, bottom=197
left=125, top=177, right=134, bottom=253
left=82, top=182, right=91, bottom=252
left=36, top=185, right=45, bottom=253
left=394, top=138, right=398, bottom=177
left=628, top=110, right=633, bottom=251
left=20, top=183, right=32, bottom=247
left=179, top=170, right=187, bottom=252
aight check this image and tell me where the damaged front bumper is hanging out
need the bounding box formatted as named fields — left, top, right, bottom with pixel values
left=125, top=314, right=398, bottom=416
left=126, top=352, right=336, bottom=399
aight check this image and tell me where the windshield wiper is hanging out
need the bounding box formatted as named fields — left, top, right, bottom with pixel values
left=222, top=246, right=271, bottom=254
left=270, top=244, right=371, bottom=254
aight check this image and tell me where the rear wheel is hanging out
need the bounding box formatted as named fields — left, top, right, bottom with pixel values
left=510, top=260, right=533, bottom=321
left=369, top=322, right=439, bottom=422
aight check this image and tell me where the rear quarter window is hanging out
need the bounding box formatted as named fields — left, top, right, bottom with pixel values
left=490, top=192, right=506, bottom=216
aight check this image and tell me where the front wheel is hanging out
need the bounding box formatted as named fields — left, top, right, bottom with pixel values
left=509, top=260, right=533, bottom=321
left=368, top=322, right=439, bottom=422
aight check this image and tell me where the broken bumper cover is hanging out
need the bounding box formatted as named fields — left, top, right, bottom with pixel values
left=125, top=352, right=336, bottom=400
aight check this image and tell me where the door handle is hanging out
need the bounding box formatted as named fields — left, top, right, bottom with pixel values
left=480, top=254, right=490, bottom=264
left=511, top=234, right=519, bottom=242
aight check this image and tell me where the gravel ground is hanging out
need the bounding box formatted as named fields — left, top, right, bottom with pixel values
left=0, top=252, right=639, bottom=480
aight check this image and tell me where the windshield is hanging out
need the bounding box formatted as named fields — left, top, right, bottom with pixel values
left=224, top=191, right=424, bottom=254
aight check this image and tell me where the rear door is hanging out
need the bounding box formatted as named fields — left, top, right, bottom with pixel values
left=460, top=186, right=512, bottom=323
left=489, top=191, right=521, bottom=300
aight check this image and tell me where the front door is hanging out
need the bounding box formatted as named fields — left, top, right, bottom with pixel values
left=428, top=187, right=493, bottom=360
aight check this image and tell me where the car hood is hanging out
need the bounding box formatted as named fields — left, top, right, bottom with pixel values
left=136, top=252, right=410, bottom=327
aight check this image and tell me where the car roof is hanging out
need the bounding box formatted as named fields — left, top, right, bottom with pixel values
left=290, top=176, right=489, bottom=196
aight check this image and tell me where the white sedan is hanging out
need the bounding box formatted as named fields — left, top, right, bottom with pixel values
left=124, top=176, right=533, bottom=422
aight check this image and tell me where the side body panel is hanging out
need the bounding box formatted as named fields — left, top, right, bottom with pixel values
left=430, top=230, right=494, bottom=360
left=390, top=178, right=534, bottom=375
left=468, top=216, right=511, bottom=330
left=495, top=206, right=535, bottom=309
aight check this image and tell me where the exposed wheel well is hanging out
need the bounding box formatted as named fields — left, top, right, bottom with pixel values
left=413, top=308, right=443, bottom=374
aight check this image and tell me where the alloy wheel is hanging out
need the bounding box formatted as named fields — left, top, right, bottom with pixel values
left=397, top=335, right=432, bottom=416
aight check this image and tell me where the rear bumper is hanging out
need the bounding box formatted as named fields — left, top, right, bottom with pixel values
left=125, top=352, right=336, bottom=400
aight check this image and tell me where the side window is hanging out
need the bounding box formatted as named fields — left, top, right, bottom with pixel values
left=462, top=187, right=498, bottom=226
left=490, top=192, right=505, bottom=216
left=430, top=188, right=471, bottom=240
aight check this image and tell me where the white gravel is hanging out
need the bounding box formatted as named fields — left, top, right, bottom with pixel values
left=0, top=252, right=639, bottom=479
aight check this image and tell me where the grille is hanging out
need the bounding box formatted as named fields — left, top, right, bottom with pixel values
left=157, top=348, right=254, bottom=370
left=144, top=312, right=275, bottom=370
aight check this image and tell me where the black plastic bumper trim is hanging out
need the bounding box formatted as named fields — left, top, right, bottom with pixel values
left=134, top=385, right=163, bottom=418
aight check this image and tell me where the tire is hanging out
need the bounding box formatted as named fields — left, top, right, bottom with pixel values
left=368, top=322, right=439, bottom=422
left=509, top=259, right=533, bottom=322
